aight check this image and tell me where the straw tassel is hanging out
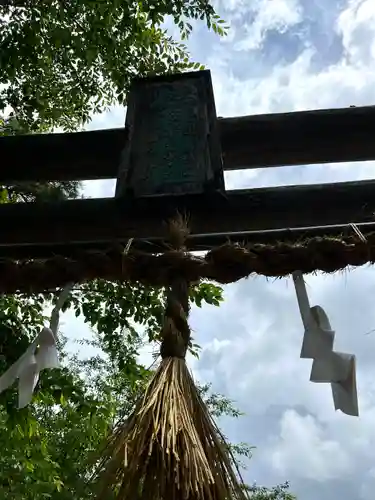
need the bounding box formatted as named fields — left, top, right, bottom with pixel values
left=92, top=216, right=247, bottom=500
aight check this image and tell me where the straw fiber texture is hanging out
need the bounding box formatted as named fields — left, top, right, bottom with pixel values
left=92, top=217, right=247, bottom=500
left=1, top=233, right=373, bottom=293
left=93, top=358, right=247, bottom=500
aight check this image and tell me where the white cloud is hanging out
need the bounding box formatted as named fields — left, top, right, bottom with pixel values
left=83, top=179, right=115, bottom=198
left=190, top=268, right=375, bottom=496
left=268, top=410, right=351, bottom=481
left=337, top=0, right=375, bottom=66
left=234, top=0, right=302, bottom=52
left=209, top=44, right=375, bottom=119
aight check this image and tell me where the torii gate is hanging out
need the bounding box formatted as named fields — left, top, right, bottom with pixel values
left=1, top=70, right=375, bottom=289
left=0, top=69, right=370, bottom=498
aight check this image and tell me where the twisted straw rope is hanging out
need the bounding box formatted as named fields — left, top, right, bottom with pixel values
left=0, top=232, right=373, bottom=293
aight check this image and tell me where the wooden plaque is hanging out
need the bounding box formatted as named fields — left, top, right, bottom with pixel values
left=115, top=70, right=224, bottom=198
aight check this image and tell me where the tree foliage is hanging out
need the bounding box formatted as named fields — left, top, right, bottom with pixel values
left=0, top=0, right=228, bottom=132
left=0, top=288, right=230, bottom=498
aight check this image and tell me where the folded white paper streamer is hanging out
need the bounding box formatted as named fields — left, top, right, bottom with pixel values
left=0, top=283, right=74, bottom=408
left=292, top=271, right=359, bottom=417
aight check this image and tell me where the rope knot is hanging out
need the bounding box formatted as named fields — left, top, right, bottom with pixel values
left=160, top=215, right=191, bottom=359
left=160, top=289, right=190, bottom=359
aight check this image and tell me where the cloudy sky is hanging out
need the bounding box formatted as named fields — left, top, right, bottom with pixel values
left=63, top=1, right=375, bottom=499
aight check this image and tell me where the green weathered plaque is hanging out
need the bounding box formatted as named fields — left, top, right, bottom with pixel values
left=116, top=70, right=224, bottom=198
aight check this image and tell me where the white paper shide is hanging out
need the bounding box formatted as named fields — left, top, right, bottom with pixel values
left=0, top=327, right=59, bottom=408
left=292, top=271, right=359, bottom=417
left=0, top=283, right=74, bottom=408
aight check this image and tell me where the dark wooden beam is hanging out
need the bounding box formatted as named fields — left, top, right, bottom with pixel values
left=2, top=106, right=375, bottom=183
left=1, top=179, right=375, bottom=259
left=220, top=105, right=375, bottom=169
left=0, top=127, right=126, bottom=183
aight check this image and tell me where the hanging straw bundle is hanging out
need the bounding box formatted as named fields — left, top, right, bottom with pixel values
left=93, top=216, right=248, bottom=500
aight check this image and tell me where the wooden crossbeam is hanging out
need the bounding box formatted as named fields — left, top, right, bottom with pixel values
left=2, top=105, right=375, bottom=183
left=2, top=69, right=374, bottom=295
left=1, top=179, right=375, bottom=259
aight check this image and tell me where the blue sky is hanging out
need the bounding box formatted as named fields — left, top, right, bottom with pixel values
left=62, top=1, right=375, bottom=499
